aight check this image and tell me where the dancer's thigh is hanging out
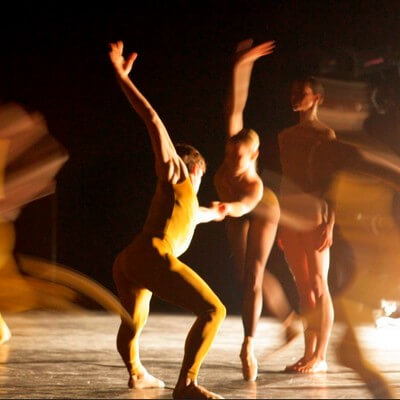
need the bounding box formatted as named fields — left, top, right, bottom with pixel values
left=119, top=242, right=222, bottom=316
left=226, top=217, right=250, bottom=281
left=246, top=216, right=277, bottom=271
left=302, top=230, right=330, bottom=282
left=279, top=227, right=310, bottom=290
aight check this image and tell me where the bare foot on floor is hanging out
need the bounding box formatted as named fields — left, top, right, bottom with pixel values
left=0, top=319, right=11, bottom=345
left=128, top=369, right=165, bottom=389
left=285, top=356, right=307, bottom=372
left=240, top=345, right=258, bottom=381
left=173, top=382, right=223, bottom=399
left=296, top=358, right=328, bottom=374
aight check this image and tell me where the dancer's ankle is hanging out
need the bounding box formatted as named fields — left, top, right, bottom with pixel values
left=242, top=336, right=254, bottom=349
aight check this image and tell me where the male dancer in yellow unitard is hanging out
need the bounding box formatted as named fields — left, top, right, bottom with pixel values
left=109, top=41, right=229, bottom=399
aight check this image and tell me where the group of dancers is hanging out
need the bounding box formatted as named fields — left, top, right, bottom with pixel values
left=1, top=37, right=399, bottom=400
left=108, top=37, right=361, bottom=400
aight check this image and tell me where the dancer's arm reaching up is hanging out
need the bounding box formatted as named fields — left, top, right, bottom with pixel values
left=225, top=39, right=275, bottom=138
left=109, top=41, right=185, bottom=184
left=214, top=38, right=274, bottom=217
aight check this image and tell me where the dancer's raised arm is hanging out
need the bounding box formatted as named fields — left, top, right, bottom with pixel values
left=109, top=41, right=182, bottom=182
left=225, top=39, right=275, bottom=138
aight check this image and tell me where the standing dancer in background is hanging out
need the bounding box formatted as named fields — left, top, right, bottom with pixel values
left=109, top=41, right=228, bottom=399
left=277, top=77, right=335, bottom=373
left=214, top=39, right=298, bottom=382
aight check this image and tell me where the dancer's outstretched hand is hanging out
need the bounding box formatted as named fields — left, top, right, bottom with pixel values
left=210, top=201, right=229, bottom=221
left=109, top=41, right=138, bottom=79
left=234, top=38, right=275, bottom=66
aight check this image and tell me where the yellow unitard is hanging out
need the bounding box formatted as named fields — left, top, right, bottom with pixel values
left=112, top=177, right=226, bottom=381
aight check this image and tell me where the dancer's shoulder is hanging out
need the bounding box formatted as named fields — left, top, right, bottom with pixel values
left=313, top=120, right=336, bottom=139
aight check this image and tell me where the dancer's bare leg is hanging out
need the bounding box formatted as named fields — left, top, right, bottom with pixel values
left=238, top=217, right=277, bottom=380
left=0, top=314, right=11, bottom=345
left=113, top=263, right=164, bottom=389
left=279, top=227, right=317, bottom=371
left=226, top=218, right=249, bottom=283
left=226, top=218, right=257, bottom=380
left=296, top=233, right=333, bottom=373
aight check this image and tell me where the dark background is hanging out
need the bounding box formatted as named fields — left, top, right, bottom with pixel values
left=1, top=1, right=400, bottom=314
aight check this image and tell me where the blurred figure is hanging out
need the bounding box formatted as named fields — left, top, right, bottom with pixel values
left=278, top=77, right=336, bottom=373
left=0, top=103, right=140, bottom=336
left=261, top=269, right=300, bottom=351
left=109, top=41, right=228, bottom=399
left=214, top=39, right=299, bottom=381
left=0, top=102, right=69, bottom=344
left=322, top=154, right=400, bottom=399
left=305, top=132, right=400, bottom=398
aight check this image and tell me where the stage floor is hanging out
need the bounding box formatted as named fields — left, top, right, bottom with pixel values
left=0, top=311, right=399, bottom=399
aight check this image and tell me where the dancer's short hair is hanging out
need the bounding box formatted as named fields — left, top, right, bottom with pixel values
left=294, top=76, right=325, bottom=104
left=175, top=143, right=207, bottom=174
left=228, top=128, right=260, bottom=150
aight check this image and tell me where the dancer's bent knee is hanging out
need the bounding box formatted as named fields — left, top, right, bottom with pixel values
left=207, top=300, right=226, bottom=324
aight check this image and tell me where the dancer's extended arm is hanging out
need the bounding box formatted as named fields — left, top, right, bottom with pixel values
left=315, top=140, right=400, bottom=192
left=225, top=39, right=275, bottom=138
left=197, top=202, right=228, bottom=224
left=223, top=183, right=263, bottom=218
left=109, top=41, right=183, bottom=183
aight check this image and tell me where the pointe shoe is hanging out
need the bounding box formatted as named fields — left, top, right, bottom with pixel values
left=240, top=352, right=258, bottom=381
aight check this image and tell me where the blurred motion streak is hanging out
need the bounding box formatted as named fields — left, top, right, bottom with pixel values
left=280, top=137, right=400, bottom=398
left=0, top=103, right=133, bottom=347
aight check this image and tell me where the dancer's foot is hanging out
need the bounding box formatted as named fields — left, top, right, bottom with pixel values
left=285, top=356, right=307, bottom=372
left=240, top=339, right=258, bottom=381
left=296, top=358, right=328, bottom=374
left=0, top=318, right=11, bottom=345
left=173, top=381, right=223, bottom=399
left=128, top=368, right=165, bottom=389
